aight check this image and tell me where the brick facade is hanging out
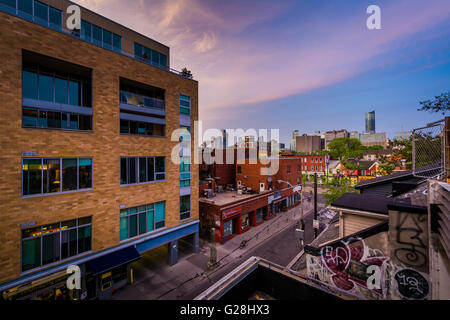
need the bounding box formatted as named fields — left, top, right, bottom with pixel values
left=0, top=10, right=198, bottom=284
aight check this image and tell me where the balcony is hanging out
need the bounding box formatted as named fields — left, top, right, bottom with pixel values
left=120, top=91, right=165, bottom=111
left=0, top=2, right=195, bottom=80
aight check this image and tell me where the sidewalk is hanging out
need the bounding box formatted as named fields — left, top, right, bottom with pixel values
left=112, top=201, right=316, bottom=300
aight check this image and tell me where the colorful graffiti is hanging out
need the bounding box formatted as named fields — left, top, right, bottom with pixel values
left=318, top=237, right=387, bottom=296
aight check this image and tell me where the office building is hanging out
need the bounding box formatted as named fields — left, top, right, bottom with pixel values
left=365, top=111, right=376, bottom=134
left=0, top=0, right=198, bottom=300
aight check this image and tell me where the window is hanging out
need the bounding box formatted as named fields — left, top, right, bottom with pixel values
left=120, top=202, right=165, bottom=241
left=134, top=42, right=167, bottom=68
left=180, top=195, right=190, bottom=220
left=180, top=157, right=191, bottom=188
left=120, top=157, right=165, bottom=185
left=21, top=217, right=92, bottom=272
left=256, top=208, right=264, bottom=223
left=23, top=158, right=93, bottom=196
left=179, top=95, right=191, bottom=115
left=287, top=165, right=291, bottom=173
left=237, top=166, right=242, bottom=174
left=297, top=165, right=301, bottom=172
left=119, top=120, right=165, bottom=137
left=80, top=20, right=121, bottom=52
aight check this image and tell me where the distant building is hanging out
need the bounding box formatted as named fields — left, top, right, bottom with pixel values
left=365, top=111, right=376, bottom=133
left=295, top=135, right=322, bottom=153
left=393, top=131, right=412, bottom=141
left=358, top=132, right=388, bottom=148
left=290, top=130, right=300, bottom=151
left=325, top=129, right=349, bottom=149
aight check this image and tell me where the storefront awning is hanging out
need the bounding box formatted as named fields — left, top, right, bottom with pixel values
left=88, top=246, right=141, bottom=276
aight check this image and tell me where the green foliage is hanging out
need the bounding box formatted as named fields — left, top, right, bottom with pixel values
left=323, top=182, right=358, bottom=206
left=362, top=145, right=384, bottom=151
left=181, top=68, right=193, bottom=78
left=378, top=162, right=395, bottom=175
left=328, top=137, right=364, bottom=161
left=392, top=136, right=412, bottom=169
left=418, top=91, right=449, bottom=115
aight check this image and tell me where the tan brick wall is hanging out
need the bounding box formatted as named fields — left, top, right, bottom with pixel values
left=0, top=11, right=198, bottom=283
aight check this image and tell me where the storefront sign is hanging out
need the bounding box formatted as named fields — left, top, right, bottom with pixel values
left=222, top=206, right=242, bottom=220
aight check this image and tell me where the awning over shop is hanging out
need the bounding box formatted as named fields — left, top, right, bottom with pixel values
left=87, top=246, right=141, bottom=276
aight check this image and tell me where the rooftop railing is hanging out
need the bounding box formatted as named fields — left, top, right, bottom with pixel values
left=0, top=4, right=195, bottom=80
left=120, top=91, right=165, bottom=110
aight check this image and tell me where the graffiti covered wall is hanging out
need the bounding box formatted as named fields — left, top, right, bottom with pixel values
left=307, top=210, right=430, bottom=300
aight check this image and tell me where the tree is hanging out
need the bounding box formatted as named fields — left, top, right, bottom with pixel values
left=323, top=182, right=358, bottom=206
left=418, top=91, right=449, bottom=115
left=328, top=137, right=364, bottom=161
left=181, top=68, right=193, bottom=78
left=377, top=162, right=395, bottom=175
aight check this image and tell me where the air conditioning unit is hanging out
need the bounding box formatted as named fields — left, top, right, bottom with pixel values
left=260, top=183, right=265, bottom=192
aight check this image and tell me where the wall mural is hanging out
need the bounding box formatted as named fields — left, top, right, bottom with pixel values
left=307, top=221, right=430, bottom=300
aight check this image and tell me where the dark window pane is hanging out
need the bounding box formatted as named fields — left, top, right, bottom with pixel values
left=47, top=111, right=61, bottom=128
left=180, top=195, right=190, bottom=213
left=129, top=215, right=137, bottom=238
left=42, top=233, right=60, bottom=265
left=22, top=70, right=38, bottom=99
left=145, top=123, right=153, bottom=136
left=147, top=158, right=154, bottom=181
left=156, top=173, right=165, bottom=181
left=61, top=229, right=77, bottom=259
left=113, top=34, right=121, bottom=51
left=69, top=114, right=79, bottom=130
left=39, top=73, right=53, bottom=102
left=81, top=20, right=92, bottom=41
left=61, top=219, right=76, bottom=229
left=18, top=0, right=33, bottom=13
left=138, top=122, right=146, bottom=135
left=34, top=1, right=48, bottom=24
left=139, top=158, right=147, bottom=183
left=49, top=7, right=62, bottom=29
left=78, top=225, right=91, bottom=253
left=69, top=80, right=80, bottom=106
left=134, top=42, right=143, bottom=59
left=130, top=121, right=138, bottom=134
left=54, top=77, right=68, bottom=104
left=151, top=51, right=159, bottom=65
left=153, top=124, right=164, bottom=136
left=1, top=0, right=16, bottom=9
left=79, top=158, right=92, bottom=189
left=155, top=157, right=165, bottom=173
left=78, top=216, right=92, bottom=225
left=22, top=107, right=38, bottom=127
left=39, top=110, right=47, bottom=128
left=79, top=115, right=91, bottom=130
left=128, top=158, right=137, bottom=184
left=120, top=217, right=128, bottom=240
left=43, top=159, right=60, bottom=194
left=92, top=25, right=102, bottom=46
left=160, top=54, right=167, bottom=67
left=22, top=238, right=41, bottom=272
left=103, top=29, right=112, bottom=49
left=23, top=159, right=42, bottom=195
left=61, top=112, right=68, bottom=128
left=120, top=158, right=127, bottom=184
left=62, top=158, right=77, bottom=191
left=120, top=119, right=129, bottom=134
left=139, top=212, right=146, bottom=235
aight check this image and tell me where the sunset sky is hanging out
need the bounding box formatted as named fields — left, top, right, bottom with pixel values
left=74, top=0, right=450, bottom=145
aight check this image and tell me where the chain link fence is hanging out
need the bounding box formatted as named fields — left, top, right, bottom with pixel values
left=412, top=120, right=445, bottom=180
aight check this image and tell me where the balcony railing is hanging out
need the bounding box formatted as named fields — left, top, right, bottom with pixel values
left=0, top=4, right=195, bottom=80
left=120, top=91, right=165, bottom=110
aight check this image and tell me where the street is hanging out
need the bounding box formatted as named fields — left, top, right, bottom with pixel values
left=112, top=192, right=325, bottom=300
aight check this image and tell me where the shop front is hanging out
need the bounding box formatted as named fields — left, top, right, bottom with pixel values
left=221, top=206, right=242, bottom=243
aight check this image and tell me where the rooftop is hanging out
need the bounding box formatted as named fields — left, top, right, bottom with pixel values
left=199, top=190, right=270, bottom=207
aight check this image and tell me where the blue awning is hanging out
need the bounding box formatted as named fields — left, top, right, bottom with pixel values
left=87, top=246, right=141, bottom=276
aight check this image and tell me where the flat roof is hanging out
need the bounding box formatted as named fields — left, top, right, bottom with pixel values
left=200, top=191, right=269, bottom=207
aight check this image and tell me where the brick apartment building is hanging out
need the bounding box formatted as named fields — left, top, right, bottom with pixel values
left=200, top=153, right=302, bottom=243
left=300, top=155, right=329, bottom=177
left=0, top=0, right=198, bottom=300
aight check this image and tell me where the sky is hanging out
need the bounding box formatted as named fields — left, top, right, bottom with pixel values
left=73, top=0, right=450, bottom=145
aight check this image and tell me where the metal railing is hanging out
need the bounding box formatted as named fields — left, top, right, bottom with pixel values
left=0, top=4, right=195, bottom=80
left=120, top=91, right=165, bottom=110
left=412, top=119, right=446, bottom=180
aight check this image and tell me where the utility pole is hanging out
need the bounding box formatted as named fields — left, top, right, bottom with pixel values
left=314, top=173, right=318, bottom=238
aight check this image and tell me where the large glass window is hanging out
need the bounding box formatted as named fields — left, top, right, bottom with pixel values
left=34, top=0, right=48, bottom=25
left=21, top=217, right=92, bottom=272
left=179, top=95, right=191, bottom=115
left=22, top=108, right=91, bottom=131
left=223, top=220, right=233, bottom=238
left=180, top=195, right=190, bottom=220
left=23, top=158, right=93, bottom=196
left=49, top=6, right=62, bottom=30
left=119, top=120, right=165, bottom=137
left=120, top=202, right=165, bottom=241
left=120, top=156, right=165, bottom=185
left=134, top=42, right=167, bottom=68
left=80, top=19, right=120, bottom=51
